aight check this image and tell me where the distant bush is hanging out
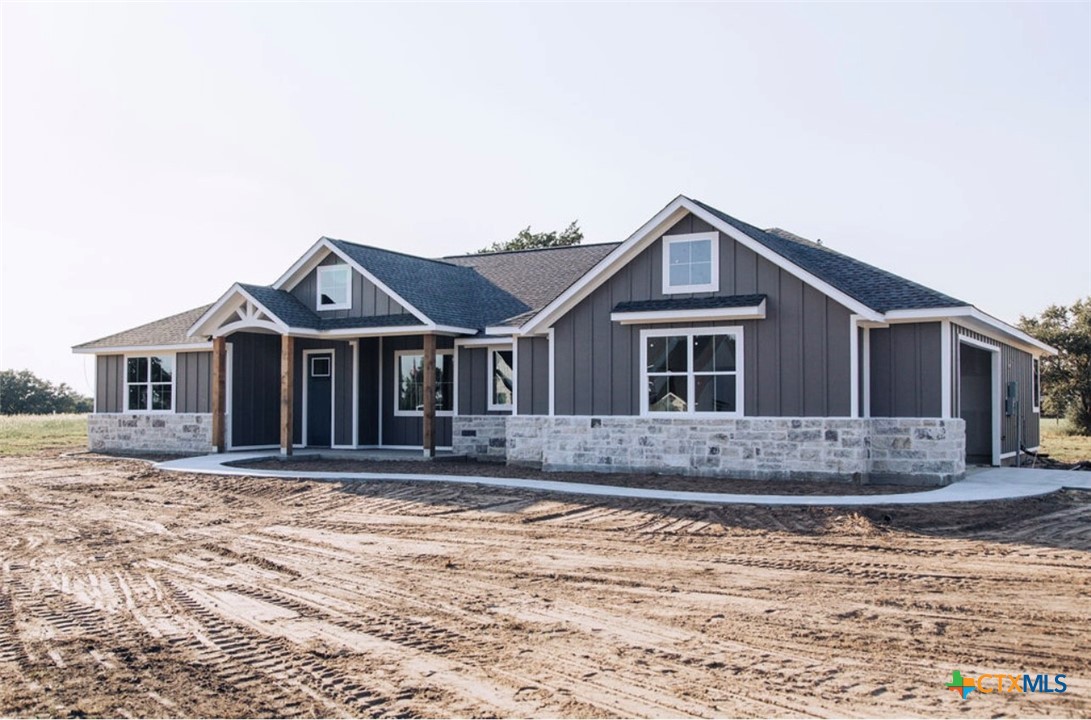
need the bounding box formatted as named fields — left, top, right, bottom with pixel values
left=0, top=369, right=93, bottom=415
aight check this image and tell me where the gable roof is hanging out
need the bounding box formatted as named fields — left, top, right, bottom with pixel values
left=73, top=304, right=214, bottom=352
left=443, top=242, right=620, bottom=319
left=325, top=239, right=530, bottom=329
left=688, top=198, right=965, bottom=313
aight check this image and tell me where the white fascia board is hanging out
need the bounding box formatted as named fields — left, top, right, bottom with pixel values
left=427, top=325, right=479, bottom=335
left=610, top=301, right=766, bottom=325
left=518, top=196, right=692, bottom=334
left=275, top=238, right=434, bottom=327
left=454, top=337, right=514, bottom=348
left=188, top=283, right=291, bottom=338
left=884, top=306, right=1057, bottom=355
left=682, top=200, right=884, bottom=322
left=73, top=342, right=213, bottom=355
left=484, top=325, right=520, bottom=336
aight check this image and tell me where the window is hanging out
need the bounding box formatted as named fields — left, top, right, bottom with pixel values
left=317, top=264, right=351, bottom=310
left=1033, top=357, right=1041, bottom=413
left=662, top=232, right=719, bottom=294
left=311, top=356, right=331, bottom=378
left=394, top=350, right=454, bottom=416
left=125, top=355, right=174, bottom=412
left=641, top=328, right=742, bottom=416
left=488, top=348, right=514, bottom=410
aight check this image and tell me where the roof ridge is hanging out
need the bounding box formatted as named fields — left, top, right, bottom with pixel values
left=324, top=237, right=466, bottom=270
left=444, top=240, right=621, bottom=259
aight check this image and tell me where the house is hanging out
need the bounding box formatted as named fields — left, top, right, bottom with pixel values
left=73, top=196, right=1055, bottom=484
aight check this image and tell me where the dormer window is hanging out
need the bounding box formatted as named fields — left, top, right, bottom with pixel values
left=662, top=232, right=719, bottom=294
left=317, top=264, right=351, bottom=310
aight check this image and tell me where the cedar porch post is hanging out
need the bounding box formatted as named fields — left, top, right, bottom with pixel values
left=280, top=335, right=294, bottom=456
left=211, top=336, right=227, bottom=452
left=422, top=333, right=436, bottom=458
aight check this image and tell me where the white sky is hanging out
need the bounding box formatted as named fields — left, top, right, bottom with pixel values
left=2, top=2, right=1089, bottom=394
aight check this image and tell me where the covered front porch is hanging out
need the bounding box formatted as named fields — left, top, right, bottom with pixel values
left=209, top=330, right=456, bottom=457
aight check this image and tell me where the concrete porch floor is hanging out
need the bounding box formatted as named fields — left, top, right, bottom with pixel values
left=262, top=448, right=462, bottom=462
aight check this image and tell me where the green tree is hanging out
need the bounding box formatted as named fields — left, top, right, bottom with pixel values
left=0, top=369, right=93, bottom=415
left=1019, top=297, right=1091, bottom=434
left=478, top=220, right=582, bottom=253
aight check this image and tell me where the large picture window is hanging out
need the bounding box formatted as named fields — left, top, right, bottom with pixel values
left=641, top=328, right=742, bottom=416
left=125, top=355, right=174, bottom=412
left=394, top=350, right=454, bottom=416
left=317, top=264, right=351, bottom=310
left=662, top=232, right=719, bottom=294
left=488, top=348, right=514, bottom=410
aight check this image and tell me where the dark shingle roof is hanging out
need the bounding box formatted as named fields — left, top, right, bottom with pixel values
left=73, top=304, right=215, bottom=350
left=614, top=294, right=767, bottom=314
left=688, top=198, right=966, bottom=312
left=239, top=284, right=320, bottom=328
left=319, top=314, right=422, bottom=330
left=442, top=242, right=620, bottom=315
left=327, top=239, right=530, bottom=329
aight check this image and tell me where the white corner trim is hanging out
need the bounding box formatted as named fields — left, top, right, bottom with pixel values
left=547, top=327, right=556, bottom=416
left=850, top=315, right=860, bottom=419
left=454, top=337, right=514, bottom=349
left=351, top=339, right=360, bottom=448
left=611, top=300, right=765, bottom=326
left=661, top=231, right=719, bottom=295
left=940, top=319, right=952, bottom=419
left=862, top=326, right=871, bottom=418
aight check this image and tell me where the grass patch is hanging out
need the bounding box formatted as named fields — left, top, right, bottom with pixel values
left=1039, top=417, right=1091, bottom=463
left=0, top=414, right=87, bottom=456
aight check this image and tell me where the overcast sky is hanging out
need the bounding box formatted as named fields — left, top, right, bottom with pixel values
left=2, top=2, right=1089, bottom=394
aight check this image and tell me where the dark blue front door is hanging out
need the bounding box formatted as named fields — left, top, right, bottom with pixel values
left=307, top=353, right=333, bottom=447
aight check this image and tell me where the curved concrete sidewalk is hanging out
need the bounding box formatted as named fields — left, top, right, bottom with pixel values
left=155, top=452, right=1091, bottom=506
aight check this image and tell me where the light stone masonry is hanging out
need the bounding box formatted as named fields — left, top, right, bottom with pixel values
left=454, top=415, right=966, bottom=485
left=88, top=414, right=214, bottom=455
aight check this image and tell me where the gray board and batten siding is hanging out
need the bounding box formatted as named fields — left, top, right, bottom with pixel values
left=290, top=253, right=408, bottom=319
left=229, top=332, right=281, bottom=448
left=550, top=213, right=854, bottom=417
left=291, top=337, right=354, bottom=447
left=950, top=323, right=1040, bottom=453
left=381, top=334, right=454, bottom=448
left=867, top=323, right=943, bottom=418
left=95, top=351, right=212, bottom=414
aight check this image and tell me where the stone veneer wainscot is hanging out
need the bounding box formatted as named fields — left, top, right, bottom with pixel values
left=88, top=414, right=214, bottom=455
left=453, top=415, right=966, bottom=485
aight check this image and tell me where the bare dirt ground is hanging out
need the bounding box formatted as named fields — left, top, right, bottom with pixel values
left=233, top=457, right=933, bottom=495
left=1, top=453, right=1089, bottom=718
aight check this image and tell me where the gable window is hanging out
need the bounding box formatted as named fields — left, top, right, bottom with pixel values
left=488, top=348, right=514, bottom=411
left=394, top=350, right=454, bottom=416
left=317, top=265, right=351, bottom=310
left=662, top=231, right=719, bottom=294
left=641, top=327, right=742, bottom=416
left=1033, top=357, right=1041, bottom=413
left=125, top=355, right=174, bottom=412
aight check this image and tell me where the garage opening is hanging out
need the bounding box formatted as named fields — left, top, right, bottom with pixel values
left=959, top=343, right=995, bottom=465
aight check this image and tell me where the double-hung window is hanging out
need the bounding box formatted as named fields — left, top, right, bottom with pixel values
left=642, top=328, right=742, bottom=416
left=317, top=265, right=351, bottom=310
left=394, top=350, right=454, bottom=416
left=662, top=232, right=719, bottom=294
left=488, top=348, right=514, bottom=411
left=125, top=355, right=174, bottom=412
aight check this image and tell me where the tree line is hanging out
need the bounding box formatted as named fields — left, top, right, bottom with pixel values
left=0, top=369, right=93, bottom=415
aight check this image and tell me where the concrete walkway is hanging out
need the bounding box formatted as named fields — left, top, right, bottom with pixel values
left=154, top=451, right=1091, bottom=506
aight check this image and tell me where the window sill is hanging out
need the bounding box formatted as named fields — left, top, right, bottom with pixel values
left=392, top=411, right=456, bottom=418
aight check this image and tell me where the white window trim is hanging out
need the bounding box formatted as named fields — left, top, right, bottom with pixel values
left=639, top=326, right=744, bottom=418
left=661, top=231, right=719, bottom=295
left=316, top=264, right=352, bottom=311
left=487, top=347, right=515, bottom=411
left=310, top=355, right=331, bottom=378
left=392, top=348, right=455, bottom=417
left=1032, top=357, right=1041, bottom=414
left=123, top=353, right=176, bottom=414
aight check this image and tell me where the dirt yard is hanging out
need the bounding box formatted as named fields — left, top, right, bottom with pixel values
left=1, top=454, right=1088, bottom=718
